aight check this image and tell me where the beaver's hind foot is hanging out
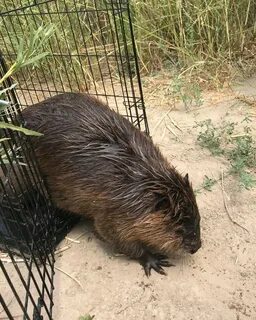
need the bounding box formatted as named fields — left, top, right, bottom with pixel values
left=140, top=252, right=174, bottom=277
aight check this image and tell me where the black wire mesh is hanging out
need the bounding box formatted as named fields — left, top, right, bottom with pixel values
left=0, top=1, right=149, bottom=319
left=0, top=0, right=149, bottom=133
left=0, top=54, right=56, bottom=318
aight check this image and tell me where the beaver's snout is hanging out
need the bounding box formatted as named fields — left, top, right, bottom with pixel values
left=189, top=239, right=201, bottom=254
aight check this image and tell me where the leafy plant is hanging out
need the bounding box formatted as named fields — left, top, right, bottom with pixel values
left=228, top=127, right=256, bottom=189
left=0, top=22, right=55, bottom=121
left=195, top=175, right=218, bottom=194
left=78, top=315, right=95, bottom=320
left=201, top=175, right=217, bottom=191
left=169, top=76, right=203, bottom=110
left=238, top=171, right=256, bottom=190
left=196, top=118, right=256, bottom=189
left=195, top=119, right=223, bottom=155
left=0, top=24, right=55, bottom=162
left=0, top=24, right=55, bottom=86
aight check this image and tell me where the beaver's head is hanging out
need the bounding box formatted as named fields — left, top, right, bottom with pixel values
left=133, top=173, right=201, bottom=256
left=170, top=174, right=201, bottom=255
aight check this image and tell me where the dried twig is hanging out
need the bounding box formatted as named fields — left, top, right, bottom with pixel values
left=220, top=171, right=249, bottom=234
left=166, top=124, right=179, bottom=139
left=65, top=236, right=80, bottom=244
left=167, top=114, right=183, bottom=132
left=160, top=126, right=167, bottom=141
left=52, top=264, right=84, bottom=290
left=1, top=257, right=24, bottom=263
left=55, top=245, right=71, bottom=255
left=74, top=231, right=87, bottom=241
left=235, top=95, right=256, bottom=107
left=231, top=134, right=250, bottom=138
left=0, top=315, right=23, bottom=319
left=152, top=106, right=174, bottom=135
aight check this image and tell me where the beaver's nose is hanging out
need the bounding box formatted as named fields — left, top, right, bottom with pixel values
left=190, top=239, right=201, bottom=254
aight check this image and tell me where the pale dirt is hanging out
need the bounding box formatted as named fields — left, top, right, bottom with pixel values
left=1, top=76, right=256, bottom=320
left=53, top=77, right=256, bottom=320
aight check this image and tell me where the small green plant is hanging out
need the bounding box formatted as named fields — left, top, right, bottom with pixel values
left=195, top=119, right=223, bottom=155
left=201, top=175, right=217, bottom=191
left=228, top=126, right=256, bottom=189
left=78, top=315, right=95, bottom=320
left=238, top=171, right=256, bottom=190
left=196, top=118, right=256, bottom=189
left=195, top=175, right=218, bottom=194
left=168, top=76, right=203, bottom=110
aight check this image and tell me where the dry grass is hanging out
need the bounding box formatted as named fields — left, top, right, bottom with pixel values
left=131, top=0, right=256, bottom=81
left=0, top=0, right=256, bottom=87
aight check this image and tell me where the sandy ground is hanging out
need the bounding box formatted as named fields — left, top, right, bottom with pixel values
left=1, top=76, right=256, bottom=320
left=52, top=77, right=256, bottom=320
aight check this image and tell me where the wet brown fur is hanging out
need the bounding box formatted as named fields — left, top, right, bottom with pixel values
left=21, top=92, right=201, bottom=260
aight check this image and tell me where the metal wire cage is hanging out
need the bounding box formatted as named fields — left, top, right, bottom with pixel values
left=0, top=0, right=149, bottom=133
left=0, top=54, right=56, bottom=318
left=0, top=0, right=149, bottom=319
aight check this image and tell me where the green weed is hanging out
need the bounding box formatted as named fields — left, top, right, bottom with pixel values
left=228, top=127, right=256, bottom=189
left=201, top=176, right=217, bottom=192
left=196, top=118, right=256, bottom=189
left=168, top=76, right=203, bottom=110
left=195, top=120, right=223, bottom=155
left=78, top=315, right=95, bottom=320
left=195, top=175, right=218, bottom=194
left=238, top=171, right=256, bottom=190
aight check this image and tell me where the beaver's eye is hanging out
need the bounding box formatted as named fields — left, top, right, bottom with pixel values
left=154, top=195, right=170, bottom=212
left=179, top=216, right=188, bottom=224
left=176, top=228, right=184, bottom=236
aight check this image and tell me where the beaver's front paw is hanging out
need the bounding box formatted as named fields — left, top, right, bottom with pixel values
left=139, top=253, right=174, bottom=277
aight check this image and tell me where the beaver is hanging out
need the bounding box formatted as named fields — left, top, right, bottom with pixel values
left=21, top=92, right=201, bottom=276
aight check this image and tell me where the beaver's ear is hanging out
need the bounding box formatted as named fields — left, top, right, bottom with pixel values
left=184, top=173, right=189, bottom=184
left=154, top=194, right=172, bottom=212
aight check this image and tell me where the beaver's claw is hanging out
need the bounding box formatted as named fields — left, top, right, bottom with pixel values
left=140, top=253, right=174, bottom=277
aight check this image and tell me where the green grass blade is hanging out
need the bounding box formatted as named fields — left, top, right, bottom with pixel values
left=0, top=122, right=43, bottom=136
